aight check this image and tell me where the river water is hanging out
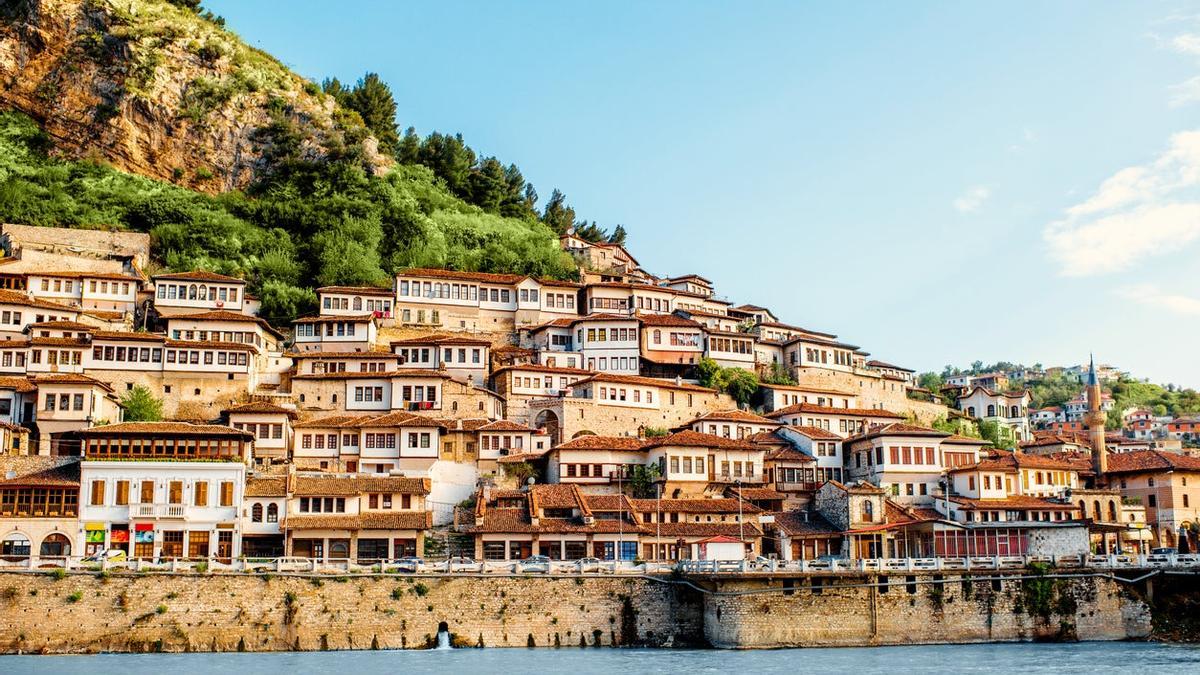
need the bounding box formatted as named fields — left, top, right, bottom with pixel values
left=3, top=642, right=1199, bottom=674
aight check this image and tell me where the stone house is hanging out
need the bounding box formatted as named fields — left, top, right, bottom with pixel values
left=0, top=455, right=81, bottom=562
left=284, top=473, right=431, bottom=561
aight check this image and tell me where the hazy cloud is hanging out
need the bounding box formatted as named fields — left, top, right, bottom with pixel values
left=953, top=186, right=990, bottom=213
left=1043, top=130, right=1200, bottom=276
left=1117, top=283, right=1200, bottom=316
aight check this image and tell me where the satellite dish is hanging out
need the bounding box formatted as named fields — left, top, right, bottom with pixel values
left=526, top=477, right=535, bottom=485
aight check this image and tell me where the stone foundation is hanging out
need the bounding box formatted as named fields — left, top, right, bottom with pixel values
left=0, top=570, right=1153, bottom=654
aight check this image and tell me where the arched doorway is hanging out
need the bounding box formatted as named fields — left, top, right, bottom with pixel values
left=534, top=410, right=561, bottom=446
left=40, top=533, right=71, bottom=557
left=1, top=533, right=31, bottom=560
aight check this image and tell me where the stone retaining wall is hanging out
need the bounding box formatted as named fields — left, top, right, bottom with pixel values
left=0, top=570, right=1153, bottom=653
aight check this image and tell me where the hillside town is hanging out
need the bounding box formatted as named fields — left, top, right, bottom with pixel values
left=1, top=222, right=1198, bottom=567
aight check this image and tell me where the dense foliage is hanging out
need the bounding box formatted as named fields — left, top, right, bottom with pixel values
left=919, top=360, right=1200, bottom=425
left=696, top=357, right=760, bottom=407
left=0, top=109, right=576, bottom=324
left=120, top=385, right=164, bottom=421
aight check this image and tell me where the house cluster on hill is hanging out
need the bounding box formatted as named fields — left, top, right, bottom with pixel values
left=0, top=223, right=1195, bottom=565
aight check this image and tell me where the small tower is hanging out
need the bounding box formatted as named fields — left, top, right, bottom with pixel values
left=1084, top=355, right=1108, bottom=479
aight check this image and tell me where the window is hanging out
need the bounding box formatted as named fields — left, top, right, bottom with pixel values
left=194, top=481, right=209, bottom=507
left=220, top=481, right=234, bottom=506
left=267, top=503, right=278, bottom=522
left=90, top=480, right=105, bottom=506
left=115, top=480, right=129, bottom=506
left=251, top=503, right=263, bottom=522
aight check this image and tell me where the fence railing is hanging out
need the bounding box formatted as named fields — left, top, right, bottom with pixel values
left=1, top=553, right=1196, bottom=576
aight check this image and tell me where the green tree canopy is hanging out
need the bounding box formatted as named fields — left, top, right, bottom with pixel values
left=121, top=386, right=163, bottom=422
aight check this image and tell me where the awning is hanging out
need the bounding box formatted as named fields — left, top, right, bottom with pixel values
left=84, top=522, right=106, bottom=531
left=134, top=523, right=154, bottom=532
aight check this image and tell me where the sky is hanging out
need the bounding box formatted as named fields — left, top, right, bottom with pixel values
left=204, top=0, right=1200, bottom=388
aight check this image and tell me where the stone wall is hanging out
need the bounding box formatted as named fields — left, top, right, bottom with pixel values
left=0, top=572, right=702, bottom=654
left=701, top=573, right=1150, bottom=648
left=793, top=367, right=949, bottom=423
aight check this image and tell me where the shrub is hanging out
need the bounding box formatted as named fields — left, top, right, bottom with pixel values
left=156, top=604, right=168, bottom=614
left=47, top=568, right=67, bottom=581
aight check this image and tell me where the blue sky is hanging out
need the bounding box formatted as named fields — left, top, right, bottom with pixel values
left=205, top=0, right=1200, bottom=388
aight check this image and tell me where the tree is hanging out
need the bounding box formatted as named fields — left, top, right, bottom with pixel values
left=695, top=357, right=723, bottom=389
left=540, top=189, right=576, bottom=234
left=723, top=369, right=760, bottom=407
left=345, top=73, right=400, bottom=156
left=978, top=420, right=1016, bottom=449
left=121, top=386, right=163, bottom=422
left=607, top=224, right=628, bottom=246
left=501, top=461, right=537, bottom=485
left=627, top=463, right=661, bottom=498
left=761, top=363, right=796, bottom=386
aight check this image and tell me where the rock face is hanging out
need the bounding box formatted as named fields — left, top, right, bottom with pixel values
left=0, top=0, right=388, bottom=193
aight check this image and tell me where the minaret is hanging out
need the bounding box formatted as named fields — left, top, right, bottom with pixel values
left=1084, top=355, right=1108, bottom=479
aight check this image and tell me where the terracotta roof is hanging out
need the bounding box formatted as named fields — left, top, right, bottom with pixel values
left=768, top=510, right=840, bottom=536
left=76, top=422, right=253, bottom=438
left=784, top=425, right=842, bottom=440
left=1105, top=450, right=1200, bottom=474
left=285, top=512, right=431, bottom=531
left=630, top=498, right=763, bottom=514
left=292, top=314, right=376, bottom=324
left=153, top=270, right=244, bottom=283
left=747, top=431, right=789, bottom=446
left=555, top=435, right=648, bottom=451
left=29, top=270, right=143, bottom=282
left=948, top=495, right=1077, bottom=511
left=727, top=486, right=787, bottom=501
left=30, top=373, right=114, bottom=391
left=91, top=331, right=165, bottom=342
left=577, top=372, right=716, bottom=393
left=0, top=376, right=36, bottom=393
left=27, top=320, right=94, bottom=331
left=244, top=477, right=286, bottom=497
left=292, top=412, right=443, bottom=429
left=642, top=430, right=759, bottom=451
left=844, top=422, right=950, bottom=443
left=641, top=522, right=763, bottom=538
left=636, top=313, right=703, bottom=328
left=0, top=289, right=80, bottom=312
left=764, top=447, right=816, bottom=463
left=492, top=364, right=595, bottom=377
left=317, top=285, right=394, bottom=297
left=288, top=352, right=394, bottom=363
left=292, top=475, right=430, bottom=496
left=943, top=434, right=990, bottom=445
left=0, top=455, right=79, bottom=487
left=866, top=359, right=915, bottom=372
left=224, top=401, right=299, bottom=417
left=390, top=334, right=491, bottom=346
left=766, top=403, right=903, bottom=420
left=689, top=409, right=781, bottom=426
left=164, top=339, right=258, bottom=352
left=27, top=335, right=90, bottom=347
left=397, top=267, right=524, bottom=284
left=477, top=419, right=534, bottom=432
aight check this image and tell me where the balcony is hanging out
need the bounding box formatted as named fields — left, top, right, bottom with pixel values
left=133, top=504, right=188, bottom=519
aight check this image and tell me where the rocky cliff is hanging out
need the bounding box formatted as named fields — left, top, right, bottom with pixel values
left=0, top=0, right=389, bottom=193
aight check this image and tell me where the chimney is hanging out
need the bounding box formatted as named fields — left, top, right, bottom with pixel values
left=285, top=463, right=296, bottom=495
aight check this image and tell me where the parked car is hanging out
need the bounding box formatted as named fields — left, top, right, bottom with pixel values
left=82, top=549, right=127, bottom=563
left=518, top=555, right=551, bottom=572
left=1150, top=547, right=1177, bottom=555
left=576, top=557, right=603, bottom=572
left=274, top=556, right=314, bottom=572
left=445, top=556, right=478, bottom=572
left=391, top=556, right=424, bottom=572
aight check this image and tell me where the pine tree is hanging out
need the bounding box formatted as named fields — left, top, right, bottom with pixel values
left=541, top=189, right=576, bottom=234
left=346, top=73, right=399, bottom=156
left=607, top=224, right=628, bottom=246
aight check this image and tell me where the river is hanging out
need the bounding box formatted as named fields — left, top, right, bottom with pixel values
left=3, top=642, right=1199, bottom=674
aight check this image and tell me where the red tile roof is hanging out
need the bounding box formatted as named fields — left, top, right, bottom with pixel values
left=642, top=430, right=759, bottom=451
left=1105, top=449, right=1200, bottom=474
left=844, top=422, right=950, bottom=443
left=77, top=422, right=253, bottom=437
left=784, top=425, right=842, bottom=440
left=153, top=270, right=244, bottom=283
left=0, top=288, right=80, bottom=312
left=223, top=401, right=299, bottom=417
left=577, top=372, right=716, bottom=393
left=555, top=435, right=648, bottom=451
left=689, top=409, right=781, bottom=426
left=317, top=285, right=394, bottom=297
left=766, top=402, right=903, bottom=420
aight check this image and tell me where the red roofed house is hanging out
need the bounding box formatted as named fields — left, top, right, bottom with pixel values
left=152, top=270, right=248, bottom=316
left=644, top=430, right=767, bottom=498
left=546, top=435, right=649, bottom=495
left=1105, top=450, right=1200, bottom=550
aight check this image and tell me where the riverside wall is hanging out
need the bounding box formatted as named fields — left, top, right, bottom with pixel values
left=0, top=570, right=1155, bottom=654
